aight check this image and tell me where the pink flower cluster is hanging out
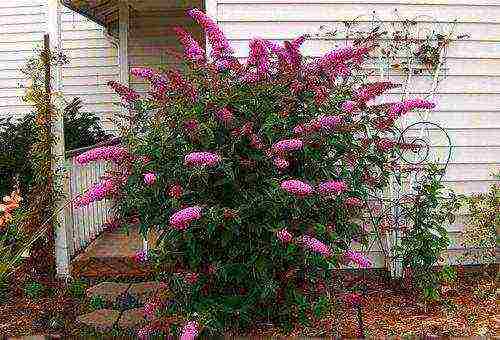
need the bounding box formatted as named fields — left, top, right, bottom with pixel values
left=180, top=320, right=199, bottom=340
left=354, top=82, right=399, bottom=103
left=388, top=99, right=436, bottom=118
left=75, top=146, right=129, bottom=165
left=345, top=250, right=373, bottom=268
left=74, top=178, right=118, bottom=207
left=143, top=172, right=157, bottom=185
left=184, top=272, right=199, bottom=285
left=341, top=100, right=359, bottom=113
left=345, top=197, right=364, bottom=207
left=301, top=235, right=332, bottom=257
left=131, top=67, right=169, bottom=94
left=272, top=139, right=303, bottom=153
left=170, top=206, right=202, bottom=230
left=143, top=300, right=159, bottom=320
left=107, top=81, right=140, bottom=103
left=273, top=157, right=289, bottom=171
left=215, top=107, right=233, bottom=125
left=188, top=8, right=233, bottom=60
left=293, top=115, right=342, bottom=135
left=184, top=151, right=221, bottom=167
left=280, top=179, right=314, bottom=197
left=318, top=180, right=348, bottom=196
left=173, top=26, right=205, bottom=61
left=248, top=38, right=270, bottom=76
left=169, top=183, right=183, bottom=199
left=133, top=249, right=148, bottom=263
left=276, top=228, right=293, bottom=243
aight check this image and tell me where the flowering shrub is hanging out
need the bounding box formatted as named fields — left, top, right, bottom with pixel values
left=78, top=8, right=439, bottom=335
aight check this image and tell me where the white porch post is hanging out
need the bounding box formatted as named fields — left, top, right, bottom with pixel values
left=48, top=0, right=71, bottom=279
left=119, top=0, right=129, bottom=87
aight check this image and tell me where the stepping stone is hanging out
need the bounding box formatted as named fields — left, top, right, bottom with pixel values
left=128, top=282, right=163, bottom=304
left=86, top=282, right=130, bottom=304
left=117, top=307, right=147, bottom=329
left=77, top=309, right=120, bottom=331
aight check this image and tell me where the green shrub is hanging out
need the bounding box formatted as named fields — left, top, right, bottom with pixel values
left=67, top=278, right=89, bottom=300
left=24, top=281, right=45, bottom=299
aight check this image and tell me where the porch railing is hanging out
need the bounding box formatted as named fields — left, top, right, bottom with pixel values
left=64, top=138, right=120, bottom=259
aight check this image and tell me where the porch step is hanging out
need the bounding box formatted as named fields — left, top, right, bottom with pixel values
left=71, top=227, right=158, bottom=279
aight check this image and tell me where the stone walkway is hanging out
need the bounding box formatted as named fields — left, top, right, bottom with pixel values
left=77, top=281, right=164, bottom=332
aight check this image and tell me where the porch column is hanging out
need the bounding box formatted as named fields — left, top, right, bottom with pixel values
left=48, top=0, right=71, bottom=279
left=119, top=0, right=129, bottom=87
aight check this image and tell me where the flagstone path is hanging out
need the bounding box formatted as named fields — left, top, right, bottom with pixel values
left=77, top=281, right=163, bottom=332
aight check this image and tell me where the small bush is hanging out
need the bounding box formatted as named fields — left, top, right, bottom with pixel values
left=88, top=295, right=106, bottom=311
left=76, top=7, right=451, bottom=335
left=0, top=96, right=110, bottom=197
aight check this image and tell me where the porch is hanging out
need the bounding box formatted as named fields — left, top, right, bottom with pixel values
left=52, top=0, right=208, bottom=278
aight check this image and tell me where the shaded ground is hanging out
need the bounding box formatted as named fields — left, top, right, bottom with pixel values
left=0, top=269, right=498, bottom=337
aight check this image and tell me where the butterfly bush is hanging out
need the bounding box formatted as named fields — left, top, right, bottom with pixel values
left=92, top=7, right=436, bottom=335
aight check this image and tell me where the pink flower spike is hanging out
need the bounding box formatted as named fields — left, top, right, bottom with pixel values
left=301, top=235, right=332, bottom=257
left=345, top=250, right=373, bottom=268
left=133, top=249, right=148, bottom=263
left=280, top=179, right=314, bottom=197
left=215, top=107, right=233, bottom=125
left=169, top=206, right=202, bottom=230
left=75, top=146, right=129, bottom=166
left=276, top=228, right=293, bottom=243
left=143, top=172, right=157, bottom=185
left=107, top=81, right=140, bottom=103
left=273, top=157, right=289, bottom=171
left=184, top=272, right=199, bottom=285
left=184, top=152, right=221, bottom=167
left=318, top=180, right=348, bottom=196
left=341, top=100, right=359, bottom=113
left=180, top=320, right=199, bottom=340
left=272, top=139, right=303, bottom=153
left=188, top=8, right=233, bottom=60
left=173, top=26, right=205, bottom=61
left=345, top=197, right=364, bottom=207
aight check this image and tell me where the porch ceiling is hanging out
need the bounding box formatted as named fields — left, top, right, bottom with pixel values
left=61, top=0, right=193, bottom=35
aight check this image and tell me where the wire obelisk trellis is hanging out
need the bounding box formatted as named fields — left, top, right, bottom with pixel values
left=311, top=10, right=457, bottom=277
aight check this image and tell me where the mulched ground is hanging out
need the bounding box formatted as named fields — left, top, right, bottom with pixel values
left=0, top=269, right=498, bottom=337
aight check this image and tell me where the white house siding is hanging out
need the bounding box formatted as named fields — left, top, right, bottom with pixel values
left=0, top=0, right=120, bottom=130
left=60, top=5, right=120, bottom=130
left=209, top=0, right=500, bottom=266
left=0, top=0, right=48, bottom=119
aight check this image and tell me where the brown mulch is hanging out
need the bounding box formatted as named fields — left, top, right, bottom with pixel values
left=0, top=270, right=498, bottom=337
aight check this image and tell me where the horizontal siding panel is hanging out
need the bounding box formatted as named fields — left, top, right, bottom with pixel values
left=444, top=180, right=497, bottom=194
left=219, top=3, right=500, bottom=23
left=62, top=74, right=117, bottom=86
left=64, top=48, right=118, bottom=59
left=382, top=93, right=500, bottom=111
left=0, top=22, right=46, bottom=34
left=229, top=40, right=500, bottom=59
left=61, top=65, right=119, bottom=77
left=218, top=0, right=499, bottom=5
left=446, top=146, right=500, bottom=164
left=443, top=163, right=499, bottom=181
left=0, top=32, right=46, bottom=44
left=220, top=21, right=500, bottom=42
left=403, top=128, right=500, bottom=147
left=0, top=13, right=45, bottom=25
left=405, top=111, right=500, bottom=129
left=379, top=75, right=500, bottom=94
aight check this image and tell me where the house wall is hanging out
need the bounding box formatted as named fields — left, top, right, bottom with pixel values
left=207, top=0, right=500, bottom=266
left=127, top=0, right=204, bottom=94
left=0, top=0, right=120, bottom=130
